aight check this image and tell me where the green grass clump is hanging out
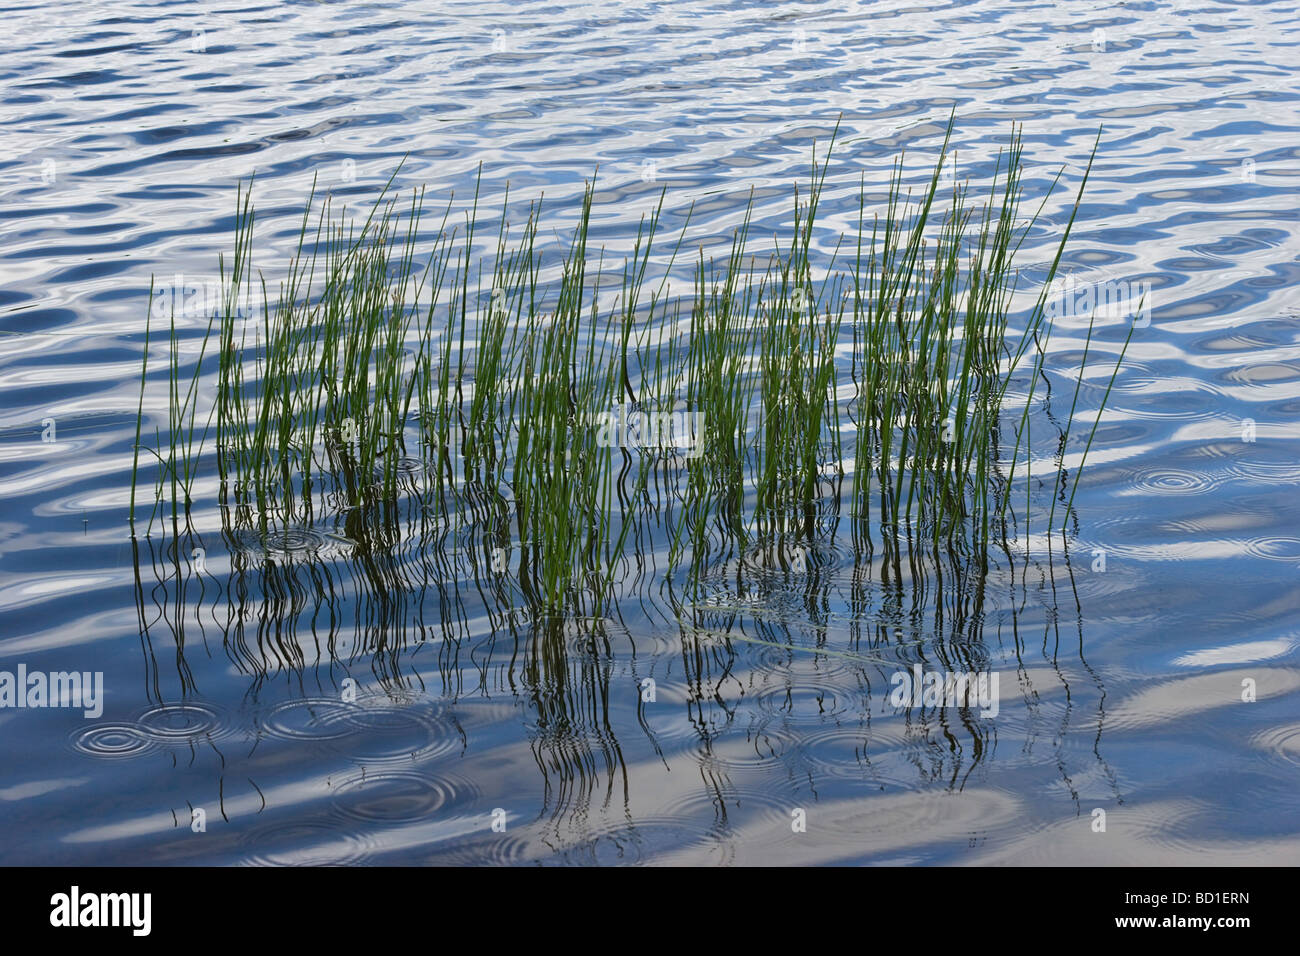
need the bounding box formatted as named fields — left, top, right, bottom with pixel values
left=131, top=118, right=1127, bottom=615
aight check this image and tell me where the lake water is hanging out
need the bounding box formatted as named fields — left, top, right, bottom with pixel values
left=3, top=0, right=1299, bottom=865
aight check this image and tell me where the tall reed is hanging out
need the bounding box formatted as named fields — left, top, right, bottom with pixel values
left=129, top=119, right=1123, bottom=615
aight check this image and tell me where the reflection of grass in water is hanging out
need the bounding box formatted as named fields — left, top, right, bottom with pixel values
left=688, top=626, right=898, bottom=670
left=131, top=117, right=1127, bottom=615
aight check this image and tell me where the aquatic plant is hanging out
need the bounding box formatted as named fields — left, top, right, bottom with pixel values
left=130, top=119, right=1126, bottom=614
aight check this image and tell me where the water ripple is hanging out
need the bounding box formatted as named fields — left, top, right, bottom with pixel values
left=331, top=769, right=478, bottom=825
left=70, top=723, right=156, bottom=760
left=5, top=0, right=1300, bottom=866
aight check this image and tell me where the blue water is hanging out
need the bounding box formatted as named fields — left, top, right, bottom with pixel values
left=2, top=0, right=1300, bottom=865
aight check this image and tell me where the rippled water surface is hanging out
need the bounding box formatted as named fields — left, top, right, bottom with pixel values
left=3, top=0, right=1300, bottom=865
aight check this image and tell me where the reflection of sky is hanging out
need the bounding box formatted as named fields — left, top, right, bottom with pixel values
left=1, top=0, right=1299, bottom=864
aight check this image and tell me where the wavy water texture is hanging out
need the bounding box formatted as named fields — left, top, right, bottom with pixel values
left=1, top=0, right=1299, bottom=865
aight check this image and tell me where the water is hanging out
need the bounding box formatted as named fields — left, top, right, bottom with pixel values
left=3, top=0, right=1299, bottom=866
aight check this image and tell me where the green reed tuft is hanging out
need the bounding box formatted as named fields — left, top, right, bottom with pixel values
left=130, top=119, right=1124, bottom=612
